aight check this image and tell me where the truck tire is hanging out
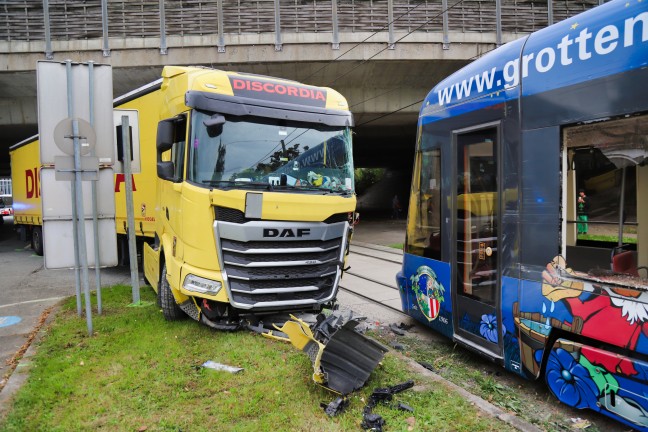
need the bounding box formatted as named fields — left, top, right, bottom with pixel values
left=159, top=263, right=184, bottom=320
left=32, top=226, right=44, bottom=256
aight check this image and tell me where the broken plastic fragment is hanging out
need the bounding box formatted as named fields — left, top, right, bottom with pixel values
left=320, top=396, right=349, bottom=417
left=267, top=312, right=388, bottom=394
left=397, top=402, right=414, bottom=412
left=389, top=323, right=406, bottom=336
left=201, top=361, right=243, bottom=374
left=361, top=412, right=385, bottom=431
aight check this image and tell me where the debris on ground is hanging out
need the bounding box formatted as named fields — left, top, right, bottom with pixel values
left=320, top=396, right=349, bottom=417
left=361, top=412, right=386, bottom=431
left=201, top=361, right=243, bottom=373
left=260, top=310, right=389, bottom=395
left=389, top=323, right=406, bottom=336
left=418, top=361, right=437, bottom=373
left=390, top=341, right=405, bottom=351
left=361, top=380, right=415, bottom=431
left=397, top=402, right=414, bottom=412
left=570, top=417, right=591, bottom=429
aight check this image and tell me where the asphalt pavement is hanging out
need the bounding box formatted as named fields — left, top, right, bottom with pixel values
left=0, top=217, right=130, bottom=411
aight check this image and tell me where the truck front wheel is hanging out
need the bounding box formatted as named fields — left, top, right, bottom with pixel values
left=32, top=226, right=44, bottom=256
left=159, top=263, right=184, bottom=320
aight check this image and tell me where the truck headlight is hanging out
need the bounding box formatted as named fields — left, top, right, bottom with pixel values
left=183, top=274, right=222, bottom=295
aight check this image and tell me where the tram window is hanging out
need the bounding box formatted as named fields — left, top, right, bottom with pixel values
left=406, top=149, right=442, bottom=260
left=563, top=114, right=648, bottom=275
left=456, top=129, right=498, bottom=304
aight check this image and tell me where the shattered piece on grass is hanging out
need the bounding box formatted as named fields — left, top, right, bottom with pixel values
left=265, top=312, right=388, bottom=395
left=418, top=361, right=437, bottom=372
left=362, top=380, right=415, bottom=430
left=361, top=412, right=385, bottom=431
left=398, top=322, right=414, bottom=331
left=390, top=341, right=405, bottom=350
left=397, top=402, right=414, bottom=412
left=389, top=323, right=406, bottom=336
left=320, top=396, right=349, bottom=417
left=201, top=361, right=243, bottom=374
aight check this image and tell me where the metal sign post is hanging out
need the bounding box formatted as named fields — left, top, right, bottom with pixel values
left=88, top=61, right=103, bottom=315
left=121, top=115, right=140, bottom=303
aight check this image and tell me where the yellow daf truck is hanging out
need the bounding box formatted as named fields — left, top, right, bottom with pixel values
left=141, top=66, right=356, bottom=326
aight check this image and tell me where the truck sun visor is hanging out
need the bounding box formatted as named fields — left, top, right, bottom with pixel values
left=185, top=90, right=354, bottom=127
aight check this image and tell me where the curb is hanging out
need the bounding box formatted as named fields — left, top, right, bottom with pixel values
left=0, top=303, right=60, bottom=420
left=395, top=350, right=543, bottom=432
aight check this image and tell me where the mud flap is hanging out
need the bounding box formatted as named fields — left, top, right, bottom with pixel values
left=265, top=314, right=388, bottom=395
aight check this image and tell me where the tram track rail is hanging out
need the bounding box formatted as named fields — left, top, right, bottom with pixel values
left=337, top=243, right=407, bottom=316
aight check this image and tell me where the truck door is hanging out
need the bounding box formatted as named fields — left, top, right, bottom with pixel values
left=157, top=115, right=187, bottom=257
left=452, top=124, right=503, bottom=359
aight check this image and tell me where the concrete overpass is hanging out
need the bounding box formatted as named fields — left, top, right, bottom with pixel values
left=0, top=0, right=600, bottom=210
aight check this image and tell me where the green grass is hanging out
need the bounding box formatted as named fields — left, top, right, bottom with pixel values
left=0, top=285, right=512, bottom=432
left=577, top=233, right=637, bottom=244
left=389, top=243, right=404, bottom=250
left=371, top=331, right=611, bottom=432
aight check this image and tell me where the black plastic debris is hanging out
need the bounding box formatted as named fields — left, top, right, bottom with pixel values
left=397, top=402, right=414, bottom=412
left=320, top=396, right=349, bottom=417
left=361, top=380, right=415, bottom=430
left=361, top=412, right=385, bottom=431
left=418, top=361, right=437, bottom=372
left=261, top=311, right=389, bottom=395
left=389, top=323, right=406, bottom=336
left=368, top=380, right=415, bottom=406
left=319, top=320, right=389, bottom=395
left=390, top=341, right=405, bottom=351
left=398, top=322, right=414, bottom=331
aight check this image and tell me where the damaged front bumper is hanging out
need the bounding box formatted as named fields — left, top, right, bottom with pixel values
left=261, top=313, right=389, bottom=395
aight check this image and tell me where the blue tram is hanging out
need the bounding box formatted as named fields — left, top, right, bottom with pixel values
left=396, top=0, right=648, bottom=429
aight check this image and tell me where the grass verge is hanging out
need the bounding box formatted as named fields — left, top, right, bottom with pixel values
left=371, top=329, right=617, bottom=432
left=0, top=285, right=513, bottom=432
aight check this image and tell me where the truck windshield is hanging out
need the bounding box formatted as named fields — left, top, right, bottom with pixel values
left=188, top=110, right=354, bottom=195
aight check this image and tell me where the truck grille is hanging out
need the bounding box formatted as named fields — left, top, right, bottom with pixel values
left=214, top=217, right=348, bottom=310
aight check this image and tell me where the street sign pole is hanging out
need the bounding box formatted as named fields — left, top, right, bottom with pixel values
left=65, top=60, right=93, bottom=335
left=88, top=61, right=103, bottom=315
left=66, top=60, right=83, bottom=318
left=121, top=115, right=140, bottom=303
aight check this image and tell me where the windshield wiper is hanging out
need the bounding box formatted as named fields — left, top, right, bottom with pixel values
left=202, top=180, right=352, bottom=195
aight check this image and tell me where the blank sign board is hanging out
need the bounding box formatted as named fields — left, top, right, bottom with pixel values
left=36, top=61, right=117, bottom=269
left=37, top=61, right=114, bottom=165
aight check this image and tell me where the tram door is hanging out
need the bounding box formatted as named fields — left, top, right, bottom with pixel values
left=453, top=126, right=502, bottom=358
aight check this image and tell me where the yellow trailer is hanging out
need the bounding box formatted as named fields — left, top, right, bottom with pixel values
left=10, top=137, right=44, bottom=254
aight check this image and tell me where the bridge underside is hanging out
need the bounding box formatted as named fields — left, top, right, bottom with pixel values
left=0, top=36, right=489, bottom=214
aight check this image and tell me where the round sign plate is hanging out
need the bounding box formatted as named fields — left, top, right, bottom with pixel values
left=53, top=118, right=96, bottom=156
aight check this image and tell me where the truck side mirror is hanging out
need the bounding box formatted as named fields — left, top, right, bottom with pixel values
left=157, top=161, right=175, bottom=181
left=156, top=119, right=175, bottom=153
